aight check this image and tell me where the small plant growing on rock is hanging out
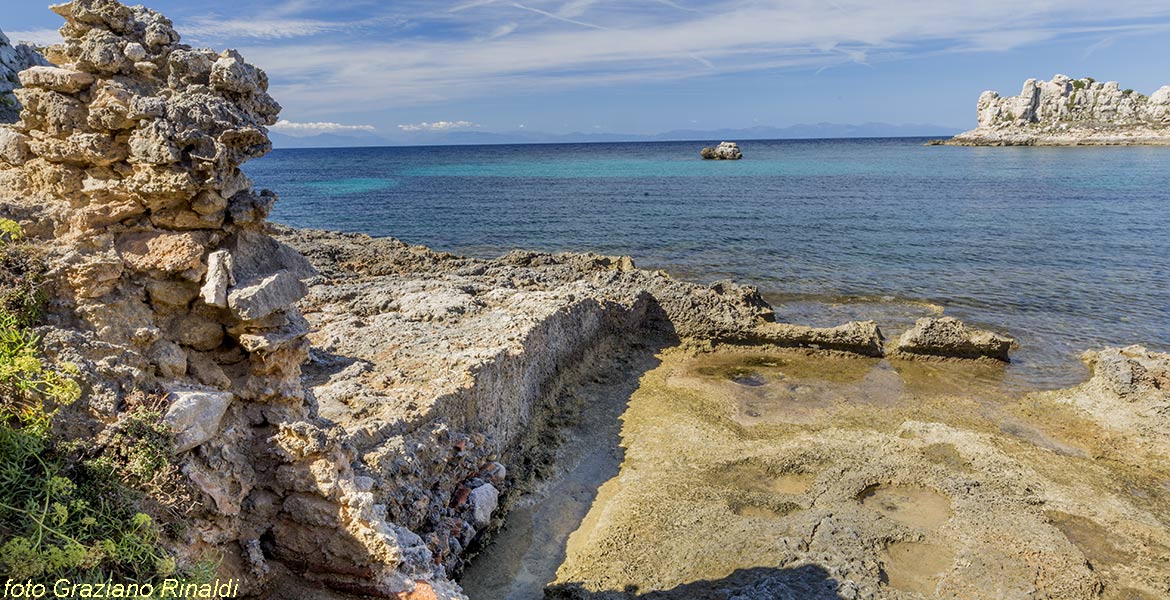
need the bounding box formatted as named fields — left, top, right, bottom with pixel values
left=0, top=221, right=206, bottom=590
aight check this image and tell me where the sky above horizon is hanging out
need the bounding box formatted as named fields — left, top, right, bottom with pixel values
left=5, top=0, right=1170, bottom=138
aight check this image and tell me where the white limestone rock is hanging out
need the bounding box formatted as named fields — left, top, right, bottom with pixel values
left=948, top=75, right=1170, bottom=146
left=164, top=388, right=233, bottom=452
left=468, top=483, right=500, bottom=529
left=201, top=249, right=235, bottom=307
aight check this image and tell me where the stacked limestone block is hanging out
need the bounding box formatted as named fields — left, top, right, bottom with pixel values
left=0, top=2, right=470, bottom=597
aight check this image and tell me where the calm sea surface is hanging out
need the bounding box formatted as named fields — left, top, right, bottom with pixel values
left=245, top=138, right=1170, bottom=388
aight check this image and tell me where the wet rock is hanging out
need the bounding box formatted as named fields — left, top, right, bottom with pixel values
left=755, top=320, right=885, bottom=356
left=164, top=389, right=233, bottom=452
left=892, top=316, right=1016, bottom=361
left=700, top=141, right=743, bottom=160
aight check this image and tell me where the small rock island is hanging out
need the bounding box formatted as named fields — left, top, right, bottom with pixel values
left=700, top=141, right=743, bottom=159
left=943, top=74, right=1170, bottom=146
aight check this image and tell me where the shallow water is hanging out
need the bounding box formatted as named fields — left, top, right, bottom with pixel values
left=246, top=138, right=1170, bottom=388
left=460, top=346, right=1170, bottom=598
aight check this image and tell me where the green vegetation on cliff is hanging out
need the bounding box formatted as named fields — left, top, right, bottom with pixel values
left=0, top=219, right=209, bottom=591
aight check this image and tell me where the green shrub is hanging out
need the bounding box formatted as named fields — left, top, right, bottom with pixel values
left=0, top=219, right=46, bottom=326
left=0, top=221, right=210, bottom=593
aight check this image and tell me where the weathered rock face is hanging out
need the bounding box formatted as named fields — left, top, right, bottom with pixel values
left=700, top=141, right=743, bottom=159
left=0, top=29, right=50, bottom=123
left=272, top=226, right=899, bottom=588
left=891, top=316, right=1016, bottom=361
left=946, top=75, right=1170, bottom=146
left=0, top=0, right=334, bottom=593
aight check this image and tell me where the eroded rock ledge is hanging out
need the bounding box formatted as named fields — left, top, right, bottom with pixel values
left=943, top=75, right=1170, bottom=146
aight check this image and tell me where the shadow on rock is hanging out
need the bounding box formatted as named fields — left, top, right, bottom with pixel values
left=545, top=564, right=847, bottom=600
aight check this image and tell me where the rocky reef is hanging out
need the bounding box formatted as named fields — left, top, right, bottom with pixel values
left=0, top=29, right=50, bottom=123
left=944, top=75, right=1170, bottom=146
left=700, top=141, right=742, bottom=159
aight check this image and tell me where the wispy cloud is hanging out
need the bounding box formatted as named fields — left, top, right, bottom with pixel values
left=270, top=120, right=377, bottom=136
left=4, top=29, right=63, bottom=46
left=182, top=17, right=353, bottom=40
left=230, top=0, right=1170, bottom=120
left=397, top=120, right=479, bottom=132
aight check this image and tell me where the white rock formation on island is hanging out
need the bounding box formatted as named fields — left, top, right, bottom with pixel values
left=701, top=141, right=743, bottom=159
left=0, top=29, right=50, bottom=123
left=945, top=74, right=1170, bottom=146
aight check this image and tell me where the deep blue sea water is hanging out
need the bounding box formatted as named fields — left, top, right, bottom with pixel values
left=245, top=138, right=1170, bottom=388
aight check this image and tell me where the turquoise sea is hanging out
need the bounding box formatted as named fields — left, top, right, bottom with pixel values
left=245, top=138, right=1170, bottom=388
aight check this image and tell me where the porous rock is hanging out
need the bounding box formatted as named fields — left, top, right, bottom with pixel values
left=164, top=389, right=233, bottom=452
left=892, top=316, right=1016, bottom=361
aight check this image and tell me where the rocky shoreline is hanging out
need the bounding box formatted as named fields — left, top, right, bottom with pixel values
left=942, top=75, right=1170, bottom=146
left=1, top=3, right=1168, bottom=599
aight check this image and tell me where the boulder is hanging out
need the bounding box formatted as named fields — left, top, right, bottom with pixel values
left=700, top=141, right=743, bottom=160
left=228, top=270, right=308, bottom=320
left=468, top=483, right=499, bottom=529
left=892, top=316, right=1016, bottom=361
left=164, top=389, right=233, bottom=452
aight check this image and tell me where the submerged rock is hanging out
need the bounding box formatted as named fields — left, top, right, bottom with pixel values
left=892, top=316, right=1016, bottom=361
left=700, top=141, right=743, bottom=159
left=945, top=75, right=1170, bottom=146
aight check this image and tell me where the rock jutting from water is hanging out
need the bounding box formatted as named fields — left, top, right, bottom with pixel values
left=0, top=29, right=50, bottom=123
left=701, top=141, right=743, bottom=159
left=943, top=74, right=1170, bottom=146
left=891, top=316, right=1017, bottom=361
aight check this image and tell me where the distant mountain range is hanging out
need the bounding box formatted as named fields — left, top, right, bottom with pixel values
left=268, top=122, right=964, bottom=149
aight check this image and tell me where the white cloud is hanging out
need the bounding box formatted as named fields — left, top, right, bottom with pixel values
left=488, top=22, right=520, bottom=39
left=270, top=120, right=377, bottom=137
left=4, top=29, right=63, bottom=46
left=397, top=120, right=479, bottom=132
left=236, top=0, right=1170, bottom=120
left=181, top=17, right=353, bottom=40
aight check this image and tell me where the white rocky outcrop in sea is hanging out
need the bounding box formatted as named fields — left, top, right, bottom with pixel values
left=946, top=74, right=1170, bottom=146
left=0, top=29, right=50, bottom=122
left=701, top=141, right=743, bottom=159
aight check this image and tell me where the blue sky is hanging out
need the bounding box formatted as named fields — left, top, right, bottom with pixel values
left=5, top=0, right=1170, bottom=137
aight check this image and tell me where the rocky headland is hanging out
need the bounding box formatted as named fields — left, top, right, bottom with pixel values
left=943, top=75, right=1170, bottom=146
left=1, top=3, right=1169, bottom=600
